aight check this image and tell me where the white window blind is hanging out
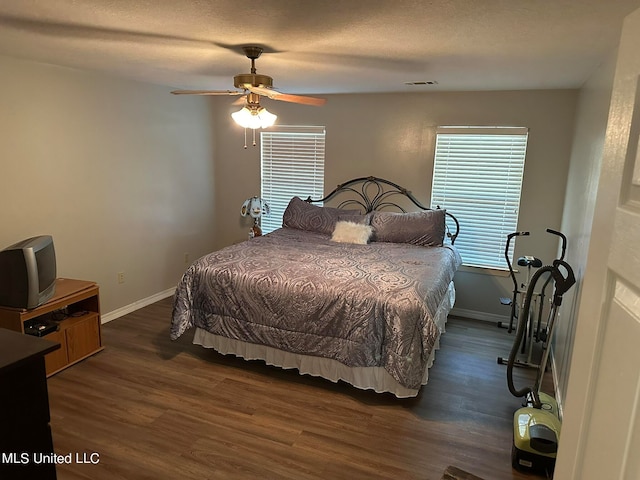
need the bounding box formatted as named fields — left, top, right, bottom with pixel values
left=261, top=126, right=326, bottom=234
left=431, top=126, right=529, bottom=270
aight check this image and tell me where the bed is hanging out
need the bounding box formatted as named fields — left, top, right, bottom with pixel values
left=170, top=177, right=461, bottom=398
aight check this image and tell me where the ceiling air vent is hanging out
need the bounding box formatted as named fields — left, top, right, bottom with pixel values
left=405, top=81, right=438, bottom=86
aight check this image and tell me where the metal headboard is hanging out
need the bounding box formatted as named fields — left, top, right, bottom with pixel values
left=306, top=176, right=459, bottom=244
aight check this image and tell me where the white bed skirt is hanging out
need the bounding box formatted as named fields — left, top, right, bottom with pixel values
left=193, top=281, right=456, bottom=398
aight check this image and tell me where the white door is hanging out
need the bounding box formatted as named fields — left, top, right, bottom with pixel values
left=554, top=7, right=640, bottom=479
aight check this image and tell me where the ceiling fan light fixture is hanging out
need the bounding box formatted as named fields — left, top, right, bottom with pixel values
left=231, top=105, right=277, bottom=129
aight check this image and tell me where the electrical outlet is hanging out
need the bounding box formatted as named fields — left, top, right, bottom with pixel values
left=184, top=253, right=190, bottom=264
left=117, top=272, right=125, bottom=284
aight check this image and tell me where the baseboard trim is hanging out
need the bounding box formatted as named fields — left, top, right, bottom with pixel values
left=550, top=351, right=563, bottom=420
left=449, top=307, right=510, bottom=325
left=101, top=287, right=176, bottom=324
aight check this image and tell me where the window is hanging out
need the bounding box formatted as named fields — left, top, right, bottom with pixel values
left=430, top=126, right=528, bottom=270
left=260, top=126, right=326, bottom=234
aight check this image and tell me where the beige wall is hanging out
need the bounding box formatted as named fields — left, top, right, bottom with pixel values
left=212, top=89, right=578, bottom=321
left=553, top=49, right=618, bottom=411
left=0, top=55, right=218, bottom=315
left=0, top=54, right=581, bottom=328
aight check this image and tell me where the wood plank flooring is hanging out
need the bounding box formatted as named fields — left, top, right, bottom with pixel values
left=46, top=298, right=553, bottom=480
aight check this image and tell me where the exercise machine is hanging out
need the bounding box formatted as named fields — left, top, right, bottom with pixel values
left=498, top=231, right=540, bottom=333
left=507, top=229, right=575, bottom=474
left=497, top=231, right=551, bottom=368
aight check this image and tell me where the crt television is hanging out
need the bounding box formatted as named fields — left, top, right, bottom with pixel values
left=0, top=235, right=57, bottom=309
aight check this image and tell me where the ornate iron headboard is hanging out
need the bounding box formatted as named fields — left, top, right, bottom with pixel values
left=306, top=176, right=459, bottom=244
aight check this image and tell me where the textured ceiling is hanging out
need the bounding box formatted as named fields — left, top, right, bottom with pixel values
left=1, top=0, right=639, bottom=95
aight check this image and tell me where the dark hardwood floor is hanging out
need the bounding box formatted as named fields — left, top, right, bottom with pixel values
left=46, top=298, right=553, bottom=480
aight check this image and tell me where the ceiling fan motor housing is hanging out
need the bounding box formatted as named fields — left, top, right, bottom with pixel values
left=234, top=73, right=273, bottom=89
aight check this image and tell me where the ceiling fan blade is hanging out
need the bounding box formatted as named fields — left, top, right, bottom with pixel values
left=170, top=89, right=244, bottom=95
left=248, top=86, right=326, bottom=106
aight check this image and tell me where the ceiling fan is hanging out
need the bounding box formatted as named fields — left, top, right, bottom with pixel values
left=170, top=45, right=327, bottom=107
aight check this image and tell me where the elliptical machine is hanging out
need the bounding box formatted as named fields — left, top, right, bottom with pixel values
left=507, top=229, right=575, bottom=474
left=497, top=231, right=553, bottom=369
left=499, top=231, right=542, bottom=336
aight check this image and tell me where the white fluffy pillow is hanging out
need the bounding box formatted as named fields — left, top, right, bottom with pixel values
left=331, top=220, right=373, bottom=245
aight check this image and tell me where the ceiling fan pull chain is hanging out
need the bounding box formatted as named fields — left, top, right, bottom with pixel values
left=243, top=128, right=248, bottom=149
left=252, top=128, right=257, bottom=147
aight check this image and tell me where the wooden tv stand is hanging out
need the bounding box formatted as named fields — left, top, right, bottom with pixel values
left=0, top=278, right=103, bottom=377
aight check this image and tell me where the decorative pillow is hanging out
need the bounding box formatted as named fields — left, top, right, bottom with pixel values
left=331, top=221, right=373, bottom=245
left=338, top=213, right=371, bottom=225
left=370, top=209, right=446, bottom=247
left=282, top=196, right=361, bottom=235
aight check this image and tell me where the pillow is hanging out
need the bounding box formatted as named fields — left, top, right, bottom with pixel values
left=370, top=209, right=446, bottom=247
left=338, top=213, right=371, bottom=225
left=282, top=196, right=361, bottom=235
left=331, top=221, right=373, bottom=245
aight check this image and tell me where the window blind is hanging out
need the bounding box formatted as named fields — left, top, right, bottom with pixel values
left=260, top=126, right=326, bottom=234
left=431, top=126, right=529, bottom=270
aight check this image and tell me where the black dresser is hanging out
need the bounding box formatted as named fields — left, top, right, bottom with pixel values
left=0, top=328, right=60, bottom=480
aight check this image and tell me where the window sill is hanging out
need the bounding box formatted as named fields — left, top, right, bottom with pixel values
left=457, top=264, right=513, bottom=277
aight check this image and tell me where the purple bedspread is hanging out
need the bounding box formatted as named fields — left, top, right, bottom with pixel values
left=171, top=228, right=461, bottom=389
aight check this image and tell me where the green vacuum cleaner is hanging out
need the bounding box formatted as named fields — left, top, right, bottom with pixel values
left=506, top=229, right=575, bottom=474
